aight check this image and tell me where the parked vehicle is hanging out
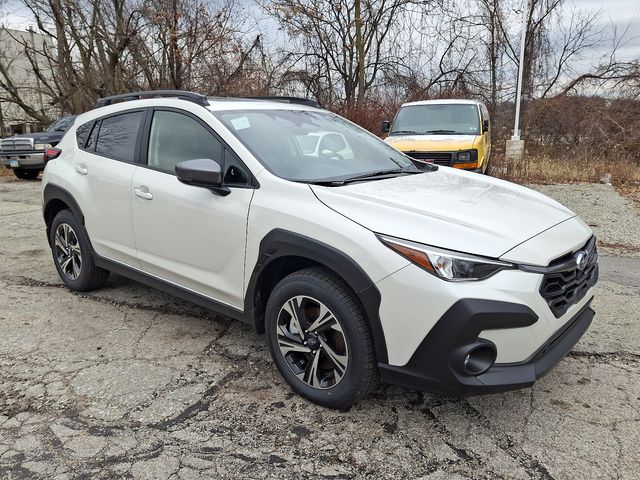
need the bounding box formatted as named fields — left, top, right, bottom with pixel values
left=382, top=99, right=491, bottom=173
left=42, top=91, right=597, bottom=408
left=1, top=115, right=76, bottom=179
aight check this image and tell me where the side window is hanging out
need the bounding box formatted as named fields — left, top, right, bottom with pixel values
left=95, top=111, right=144, bottom=162
left=223, top=148, right=250, bottom=186
left=75, top=121, right=92, bottom=148
left=482, top=105, right=490, bottom=125
left=147, top=110, right=223, bottom=173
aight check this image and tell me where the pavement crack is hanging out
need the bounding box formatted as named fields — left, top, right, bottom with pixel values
left=7, top=276, right=64, bottom=289
left=73, top=291, right=224, bottom=322
left=459, top=398, right=559, bottom=480
left=202, top=320, right=233, bottom=355
left=568, top=350, right=640, bottom=363
left=135, top=314, right=158, bottom=347
left=1, top=208, right=41, bottom=217
left=147, top=370, right=244, bottom=430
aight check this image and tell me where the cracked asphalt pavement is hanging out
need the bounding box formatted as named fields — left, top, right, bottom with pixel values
left=0, top=177, right=638, bottom=479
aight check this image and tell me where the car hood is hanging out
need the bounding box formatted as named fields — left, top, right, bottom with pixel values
left=2, top=131, right=64, bottom=144
left=385, top=134, right=479, bottom=152
left=310, top=168, right=575, bottom=259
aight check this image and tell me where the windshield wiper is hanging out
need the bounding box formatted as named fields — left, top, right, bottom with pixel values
left=341, top=168, right=421, bottom=184
left=301, top=166, right=420, bottom=187
left=389, top=130, right=419, bottom=135
left=424, top=129, right=467, bottom=135
left=304, top=169, right=415, bottom=186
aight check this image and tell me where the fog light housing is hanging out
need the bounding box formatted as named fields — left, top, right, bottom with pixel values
left=463, top=343, right=497, bottom=375
left=452, top=340, right=497, bottom=376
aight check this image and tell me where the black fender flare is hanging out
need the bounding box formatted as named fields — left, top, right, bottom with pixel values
left=244, top=229, right=388, bottom=363
left=42, top=183, right=86, bottom=244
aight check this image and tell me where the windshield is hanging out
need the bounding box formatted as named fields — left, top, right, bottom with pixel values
left=390, top=104, right=480, bottom=136
left=215, top=109, right=417, bottom=182
left=46, top=116, right=75, bottom=132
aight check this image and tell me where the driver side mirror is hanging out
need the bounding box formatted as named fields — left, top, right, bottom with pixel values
left=482, top=119, right=490, bottom=133
left=176, top=159, right=230, bottom=196
left=381, top=120, right=390, bottom=134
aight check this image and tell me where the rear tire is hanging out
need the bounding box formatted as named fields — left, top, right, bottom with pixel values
left=14, top=169, right=40, bottom=180
left=50, top=209, right=109, bottom=291
left=265, top=267, right=378, bottom=408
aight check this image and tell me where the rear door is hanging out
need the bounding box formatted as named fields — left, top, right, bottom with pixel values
left=73, top=109, right=146, bottom=267
left=130, top=107, right=255, bottom=308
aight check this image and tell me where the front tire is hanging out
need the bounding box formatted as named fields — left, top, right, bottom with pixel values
left=13, top=168, right=40, bottom=180
left=265, top=267, right=377, bottom=408
left=50, top=209, right=109, bottom=291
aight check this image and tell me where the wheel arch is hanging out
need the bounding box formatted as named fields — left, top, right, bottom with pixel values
left=245, top=229, right=388, bottom=363
left=43, top=184, right=85, bottom=246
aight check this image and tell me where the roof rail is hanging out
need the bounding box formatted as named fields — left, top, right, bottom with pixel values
left=245, top=96, right=321, bottom=109
left=95, top=90, right=209, bottom=108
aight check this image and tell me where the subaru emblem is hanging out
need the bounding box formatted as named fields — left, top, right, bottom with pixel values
left=575, top=251, right=588, bottom=271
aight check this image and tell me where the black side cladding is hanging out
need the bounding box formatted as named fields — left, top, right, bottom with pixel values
left=245, top=229, right=388, bottom=363
left=43, top=184, right=86, bottom=244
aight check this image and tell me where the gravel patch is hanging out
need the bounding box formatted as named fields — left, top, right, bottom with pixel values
left=531, top=183, right=640, bottom=256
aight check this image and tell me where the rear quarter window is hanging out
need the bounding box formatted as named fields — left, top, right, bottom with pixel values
left=75, top=122, right=92, bottom=148
left=95, top=111, right=144, bottom=162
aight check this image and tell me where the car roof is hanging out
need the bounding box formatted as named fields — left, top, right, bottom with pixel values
left=401, top=99, right=483, bottom=107
left=73, top=97, right=321, bottom=125
left=205, top=97, right=319, bottom=112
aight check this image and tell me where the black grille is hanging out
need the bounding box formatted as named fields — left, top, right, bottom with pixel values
left=405, top=151, right=452, bottom=166
left=540, top=237, right=598, bottom=318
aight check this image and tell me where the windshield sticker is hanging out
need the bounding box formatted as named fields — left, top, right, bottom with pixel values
left=230, top=116, right=251, bottom=131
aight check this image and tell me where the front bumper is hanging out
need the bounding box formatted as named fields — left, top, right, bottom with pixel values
left=1, top=152, right=46, bottom=169
left=379, top=297, right=594, bottom=395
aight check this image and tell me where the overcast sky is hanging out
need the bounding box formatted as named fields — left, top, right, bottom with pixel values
left=575, top=0, right=640, bottom=62
left=2, top=0, right=639, bottom=64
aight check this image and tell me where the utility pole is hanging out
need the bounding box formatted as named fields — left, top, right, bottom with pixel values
left=512, top=0, right=528, bottom=140
left=505, top=0, right=529, bottom=162
left=355, top=0, right=365, bottom=106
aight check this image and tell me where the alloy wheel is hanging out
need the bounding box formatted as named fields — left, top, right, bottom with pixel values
left=276, top=295, right=349, bottom=389
left=54, top=223, right=82, bottom=280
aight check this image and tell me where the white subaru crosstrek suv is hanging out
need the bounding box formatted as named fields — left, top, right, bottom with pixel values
left=42, top=91, right=598, bottom=408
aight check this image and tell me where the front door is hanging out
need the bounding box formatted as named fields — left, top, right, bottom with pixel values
left=131, top=108, right=254, bottom=309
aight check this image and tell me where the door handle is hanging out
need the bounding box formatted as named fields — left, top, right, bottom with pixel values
left=133, top=185, right=153, bottom=200
left=74, top=164, right=88, bottom=175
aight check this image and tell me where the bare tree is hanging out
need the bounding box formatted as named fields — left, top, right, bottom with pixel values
left=0, top=0, right=271, bottom=119
left=554, top=20, right=640, bottom=97
left=262, top=0, right=436, bottom=107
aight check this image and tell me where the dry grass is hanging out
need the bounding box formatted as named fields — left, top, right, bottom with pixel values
left=490, top=153, right=640, bottom=186
left=0, top=166, right=12, bottom=177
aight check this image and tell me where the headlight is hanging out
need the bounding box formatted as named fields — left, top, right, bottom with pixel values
left=455, top=149, right=478, bottom=163
left=34, top=143, right=50, bottom=150
left=378, top=235, right=514, bottom=281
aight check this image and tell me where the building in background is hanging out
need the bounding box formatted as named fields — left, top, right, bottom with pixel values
left=0, top=28, right=51, bottom=137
